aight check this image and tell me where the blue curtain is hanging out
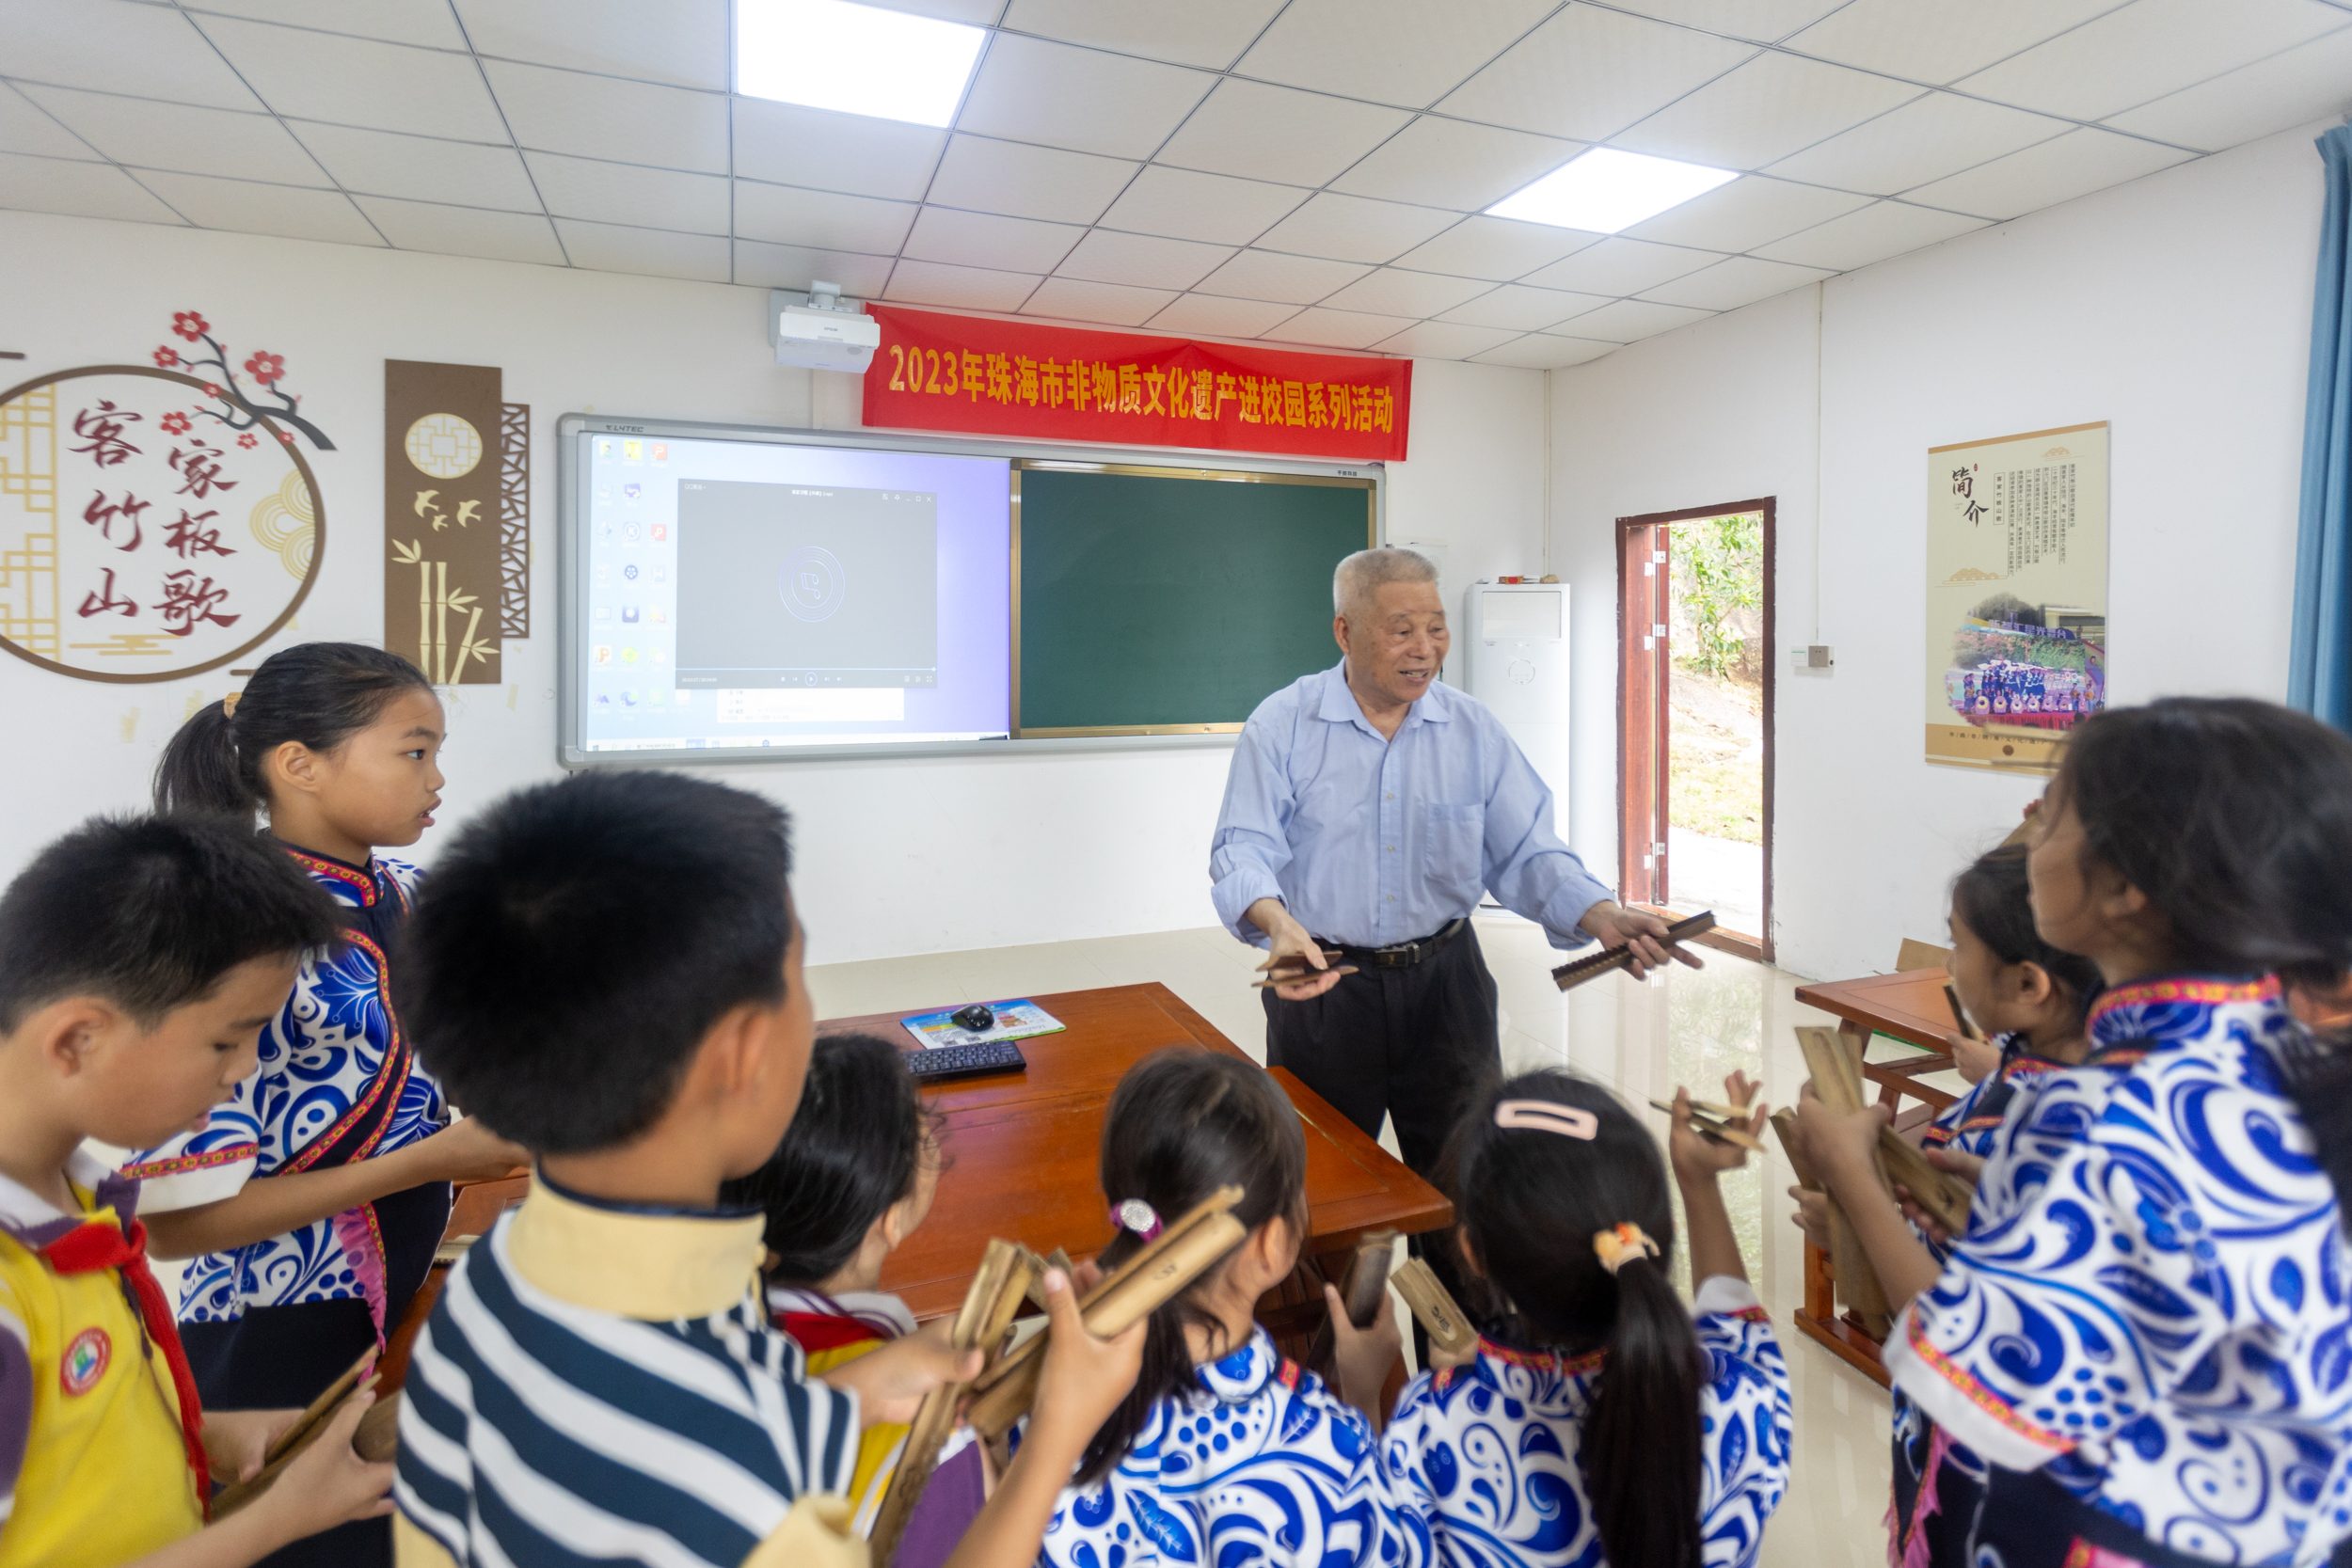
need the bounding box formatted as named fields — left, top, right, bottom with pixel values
left=2290, top=124, right=2352, bottom=727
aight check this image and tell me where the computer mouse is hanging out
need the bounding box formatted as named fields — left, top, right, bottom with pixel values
left=952, top=1003, right=995, bottom=1033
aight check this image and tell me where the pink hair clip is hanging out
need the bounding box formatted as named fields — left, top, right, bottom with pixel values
left=1494, top=1100, right=1598, bottom=1139
left=1110, top=1198, right=1164, bottom=1243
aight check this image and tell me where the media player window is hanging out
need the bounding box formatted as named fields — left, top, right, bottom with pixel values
left=675, top=479, right=938, bottom=689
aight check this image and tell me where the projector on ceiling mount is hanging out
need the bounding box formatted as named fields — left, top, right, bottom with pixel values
left=770, top=282, right=879, bottom=372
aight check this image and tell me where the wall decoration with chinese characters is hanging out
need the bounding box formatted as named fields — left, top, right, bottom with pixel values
left=0, top=312, right=328, bottom=682
left=861, top=306, right=1409, bottom=462
left=1924, top=421, right=2109, bottom=773
left=382, top=360, right=529, bottom=686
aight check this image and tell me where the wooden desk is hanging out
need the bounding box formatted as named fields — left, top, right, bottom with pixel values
left=1787, top=967, right=1960, bottom=1387
left=383, top=983, right=1452, bottom=1389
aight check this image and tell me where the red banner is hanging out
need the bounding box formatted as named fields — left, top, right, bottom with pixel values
left=860, top=306, right=1409, bottom=462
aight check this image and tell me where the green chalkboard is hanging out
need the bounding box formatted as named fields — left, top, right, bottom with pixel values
left=1014, top=463, right=1375, bottom=736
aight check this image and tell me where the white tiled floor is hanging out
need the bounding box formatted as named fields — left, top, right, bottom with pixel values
left=812, top=913, right=1893, bottom=1568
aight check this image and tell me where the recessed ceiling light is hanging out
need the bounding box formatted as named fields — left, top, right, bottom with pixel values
left=736, top=0, right=986, bottom=128
left=1487, top=148, right=1737, bottom=233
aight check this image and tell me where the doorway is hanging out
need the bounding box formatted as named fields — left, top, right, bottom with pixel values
left=1618, top=499, right=1774, bottom=962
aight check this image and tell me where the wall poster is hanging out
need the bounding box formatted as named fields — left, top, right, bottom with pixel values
left=1924, top=420, right=2109, bottom=773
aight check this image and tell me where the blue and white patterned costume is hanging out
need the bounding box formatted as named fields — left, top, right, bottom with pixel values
left=1037, top=1326, right=1433, bottom=1568
left=1382, top=1275, right=1791, bottom=1568
left=1886, top=976, right=2352, bottom=1567
left=126, top=848, right=449, bottom=1336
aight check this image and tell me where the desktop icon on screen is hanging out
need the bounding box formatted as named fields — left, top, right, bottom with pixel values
left=623, top=440, right=643, bottom=460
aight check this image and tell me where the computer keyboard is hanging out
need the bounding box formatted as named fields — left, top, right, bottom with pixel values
left=903, top=1039, right=1028, bottom=1084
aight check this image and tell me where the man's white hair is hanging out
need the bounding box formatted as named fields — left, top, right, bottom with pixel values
left=1333, top=546, right=1438, bottom=620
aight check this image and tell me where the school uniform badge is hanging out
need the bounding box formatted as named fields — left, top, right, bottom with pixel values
left=61, top=1326, right=111, bottom=1395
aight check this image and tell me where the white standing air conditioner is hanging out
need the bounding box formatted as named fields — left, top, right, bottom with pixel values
left=770, top=282, right=879, bottom=372
left=1463, top=581, right=1571, bottom=800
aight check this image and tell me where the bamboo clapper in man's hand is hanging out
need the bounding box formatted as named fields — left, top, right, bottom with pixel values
left=1550, top=911, right=1715, bottom=991
left=962, top=1185, right=1247, bottom=1440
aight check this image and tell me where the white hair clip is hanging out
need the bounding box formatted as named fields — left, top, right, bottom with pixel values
left=1494, top=1101, right=1598, bottom=1139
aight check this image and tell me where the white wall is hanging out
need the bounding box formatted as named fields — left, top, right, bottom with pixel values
left=1551, top=120, right=2329, bottom=981
left=0, top=211, right=1548, bottom=963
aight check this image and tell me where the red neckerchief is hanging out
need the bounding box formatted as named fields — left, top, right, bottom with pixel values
left=42, top=1213, right=211, bottom=1514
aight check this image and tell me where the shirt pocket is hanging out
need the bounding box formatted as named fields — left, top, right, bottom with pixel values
left=1421, top=801, right=1486, bottom=911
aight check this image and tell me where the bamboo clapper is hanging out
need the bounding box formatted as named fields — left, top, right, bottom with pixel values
left=1792, top=1026, right=1894, bottom=1334
left=1550, top=911, right=1715, bottom=992
left=962, top=1185, right=1247, bottom=1441
left=1251, top=965, right=1360, bottom=990
left=1390, top=1259, right=1477, bottom=1365
left=1305, top=1229, right=1398, bottom=1377
left=1645, top=1096, right=1765, bottom=1153
left=211, top=1360, right=402, bottom=1519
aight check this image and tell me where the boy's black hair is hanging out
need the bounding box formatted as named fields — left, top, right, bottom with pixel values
left=0, top=814, right=340, bottom=1031
left=720, top=1031, right=936, bottom=1285
left=1078, top=1049, right=1307, bottom=1488
left=2052, top=696, right=2352, bottom=1217
left=395, top=770, right=796, bottom=1154
left=1950, top=843, right=2102, bottom=1026
left=1446, top=1069, right=1705, bottom=1568
left=153, top=641, right=432, bottom=817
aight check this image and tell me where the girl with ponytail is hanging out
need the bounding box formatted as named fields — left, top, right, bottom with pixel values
left=1037, top=1048, right=1434, bottom=1568
left=128, top=642, right=525, bottom=1568
left=1381, top=1069, right=1791, bottom=1567
left=1802, top=697, right=2352, bottom=1567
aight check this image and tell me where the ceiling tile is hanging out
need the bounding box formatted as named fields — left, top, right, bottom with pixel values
left=1099, top=166, right=1307, bottom=245
left=1145, top=293, right=1300, bottom=338
left=1329, top=116, right=1580, bottom=212
left=1766, top=93, right=2073, bottom=196
left=525, top=151, right=728, bottom=232
left=559, top=218, right=730, bottom=281
left=1264, top=308, right=1419, bottom=350
left=927, top=135, right=1137, bottom=224
left=1901, top=127, right=2191, bottom=220
left=1155, top=79, right=1410, bottom=187
left=1613, top=52, right=1920, bottom=169
left=453, top=0, right=728, bottom=90
left=199, top=16, right=505, bottom=138
left=135, top=168, right=382, bottom=244
left=356, top=194, right=564, bottom=263
left=1555, top=297, right=1714, bottom=342
left=0, top=0, right=258, bottom=109
left=1624, top=174, right=1867, bottom=251
left=1471, top=332, right=1617, bottom=368
left=902, top=205, right=1084, bottom=272
left=291, top=122, right=538, bottom=208
left=733, top=237, right=894, bottom=294
left=1639, top=253, right=1831, bottom=309
left=998, top=0, right=1284, bottom=70
left=189, top=0, right=464, bottom=48
left=1371, top=321, right=1520, bottom=359
left=861, top=0, right=1000, bottom=22
left=484, top=60, right=727, bottom=173
left=1782, top=0, right=2122, bottom=85
left=1437, top=282, right=1613, bottom=330
left=1021, top=277, right=1178, bottom=326
left=884, top=258, right=1044, bottom=310
left=0, top=150, right=183, bottom=223
left=1389, top=214, right=1601, bottom=280
left=732, top=100, right=944, bottom=200
left=1437, top=5, right=1756, bottom=143
left=956, top=33, right=1215, bottom=159
left=1519, top=236, right=1719, bottom=294
left=1602, top=0, right=1850, bottom=43
left=14, top=87, right=327, bottom=186
left=2104, top=27, right=2352, bottom=151
left=1238, top=0, right=1557, bottom=108
left=0, top=87, right=97, bottom=160
left=1193, top=247, right=1373, bottom=303
left=1753, top=198, right=1988, bottom=269
left=1056, top=230, right=1234, bottom=289
left=1956, top=0, right=2345, bottom=121
left=734, top=181, right=917, bottom=251
left=1253, top=191, right=1457, bottom=263
left=1317, top=268, right=1492, bottom=317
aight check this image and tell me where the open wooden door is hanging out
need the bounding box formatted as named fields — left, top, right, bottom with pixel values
left=1618, top=519, right=1670, bottom=906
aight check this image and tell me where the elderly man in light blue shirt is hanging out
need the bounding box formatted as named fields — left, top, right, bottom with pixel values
left=1210, top=546, right=1694, bottom=1174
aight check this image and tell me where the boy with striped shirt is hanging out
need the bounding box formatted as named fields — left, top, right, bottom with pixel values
left=389, top=772, right=1141, bottom=1568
